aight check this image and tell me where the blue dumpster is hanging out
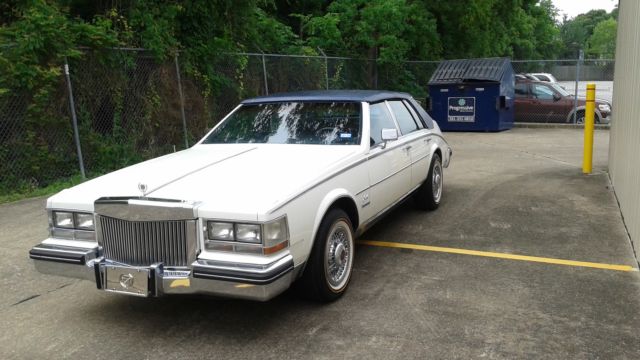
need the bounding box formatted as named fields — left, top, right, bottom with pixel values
left=428, top=58, right=515, bottom=131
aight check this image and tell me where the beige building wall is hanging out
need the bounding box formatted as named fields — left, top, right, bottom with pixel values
left=609, top=0, right=640, bottom=257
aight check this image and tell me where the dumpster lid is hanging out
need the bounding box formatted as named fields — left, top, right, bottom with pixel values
left=428, top=58, right=511, bottom=85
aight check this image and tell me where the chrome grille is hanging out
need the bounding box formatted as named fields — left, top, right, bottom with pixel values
left=99, top=216, right=191, bottom=267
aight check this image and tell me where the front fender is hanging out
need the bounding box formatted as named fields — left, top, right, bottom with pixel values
left=309, top=189, right=358, bottom=252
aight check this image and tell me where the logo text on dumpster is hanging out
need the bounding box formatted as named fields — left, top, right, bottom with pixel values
left=448, top=97, right=475, bottom=122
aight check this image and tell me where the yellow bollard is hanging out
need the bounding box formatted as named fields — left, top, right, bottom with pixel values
left=582, top=83, right=596, bottom=174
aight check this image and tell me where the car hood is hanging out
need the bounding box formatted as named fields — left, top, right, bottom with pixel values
left=48, top=144, right=362, bottom=217
left=569, top=95, right=611, bottom=106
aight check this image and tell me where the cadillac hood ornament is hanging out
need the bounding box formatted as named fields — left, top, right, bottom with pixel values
left=138, top=182, right=148, bottom=196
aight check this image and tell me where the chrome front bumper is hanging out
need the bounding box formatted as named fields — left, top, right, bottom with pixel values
left=29, top=243, right=295, bottom=301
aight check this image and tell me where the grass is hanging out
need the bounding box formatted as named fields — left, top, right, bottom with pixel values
left=0, top=174, right=87, bottom=204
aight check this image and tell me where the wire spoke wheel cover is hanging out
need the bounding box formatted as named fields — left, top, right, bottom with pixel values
left=432, top=159, right=443, bottom=204
left=324, top=219, right=354, bottom=292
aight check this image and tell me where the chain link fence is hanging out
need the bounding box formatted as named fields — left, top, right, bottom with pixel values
left=511, top=59, right=615, bottom=123
left=0, top=49, right=615, bottom=196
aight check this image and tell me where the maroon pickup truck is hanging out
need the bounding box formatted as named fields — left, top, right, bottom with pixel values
left=515, top=79, right=611, bottom=124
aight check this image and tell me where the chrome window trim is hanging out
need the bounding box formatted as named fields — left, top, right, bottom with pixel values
left=383, top=100, right=403, bottom=135
left=196, top=104, right=243, bottom=145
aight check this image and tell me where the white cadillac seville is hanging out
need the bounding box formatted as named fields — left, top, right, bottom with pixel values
left=30, top=90, right=452, bottom=302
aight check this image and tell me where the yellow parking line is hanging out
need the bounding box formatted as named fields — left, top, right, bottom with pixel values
left=357, top=240, right=638, bottom=272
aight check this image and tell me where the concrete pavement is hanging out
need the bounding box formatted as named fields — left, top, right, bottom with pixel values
left=1, top=128, right=638, bottom=359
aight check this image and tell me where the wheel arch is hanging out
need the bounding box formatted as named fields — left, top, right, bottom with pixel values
left=296, top=191, right=359, bottom=280
left=566, top=106, right=602, bottom=123
left=310, top=190, right=359, bottom=249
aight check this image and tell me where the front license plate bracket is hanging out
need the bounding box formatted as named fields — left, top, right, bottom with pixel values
left=105, top=265, right=150, bottom=297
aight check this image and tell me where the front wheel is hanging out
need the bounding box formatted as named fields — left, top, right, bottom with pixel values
left=575, top=110, right=585, bottom=124
left=574, top=110, right=601, bottom=124
left=296, top=209, right=355, bottom=302
left=415, top=153, right=443, bottom=211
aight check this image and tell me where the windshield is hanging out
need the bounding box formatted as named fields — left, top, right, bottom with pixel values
left=202, top=102, right=362, bottom=145
left=550, top=83, right=570, bottom=97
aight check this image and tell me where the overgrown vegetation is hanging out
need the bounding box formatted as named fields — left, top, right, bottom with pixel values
left=0, top=0, right=619, bottom=198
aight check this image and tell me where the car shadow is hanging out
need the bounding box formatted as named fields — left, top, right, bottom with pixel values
left=82, top=287, right=331, bottom=337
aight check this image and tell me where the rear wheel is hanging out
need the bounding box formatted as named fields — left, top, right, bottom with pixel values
left=296, top=209, right=354, bottom=302
left=415, top=153, right=443, bottom=211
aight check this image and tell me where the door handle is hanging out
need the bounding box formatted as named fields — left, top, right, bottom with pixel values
left=403, top=145, right=412, bottom=152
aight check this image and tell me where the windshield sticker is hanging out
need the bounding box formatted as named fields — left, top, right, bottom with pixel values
left=340, top=133, right=352, bottom=138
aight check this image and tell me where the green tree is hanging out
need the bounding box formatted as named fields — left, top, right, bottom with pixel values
left=425, top=0, right=560, bottom=60
left=559, top=9, right=612, bottom=58
left=303, top=0, right=441, bottom=87
left=587, top=18, right=617, bottom=59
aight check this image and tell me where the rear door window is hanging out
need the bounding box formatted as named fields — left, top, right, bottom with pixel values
left=388, top=100, right=418, bottom=135
left=402, top=100, right=424, bottom=129
left=369, top=102, right=397, bottom=146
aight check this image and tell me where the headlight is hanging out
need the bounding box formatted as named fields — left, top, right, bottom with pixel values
left=75, top=213, right=95, bottom=230
left=204, top=216, right=289, bottom=254
left=54, top=211, right=74, bottom=228
left=236, top=223, right=261, bottom=243
left=50, top=210, right=96, bottom=242
left=207, top=222, right=234, bottom=241
left=598, top=104, right=611, bottom=112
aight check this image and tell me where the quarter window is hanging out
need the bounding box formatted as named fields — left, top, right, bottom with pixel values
left=402, top=100, right=424, bottom=129
left=388, top=100, right=418, bottom=135
left=369, top=102, right=397, bottom=146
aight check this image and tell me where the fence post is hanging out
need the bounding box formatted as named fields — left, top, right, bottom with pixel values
left=318, top=47, right=329, bottom=90
left=261, top=53, right=269, bottom=95
left=63, top=57, right=86, bottom=179
left=573, top=49, right=583, bottom=123
left=174, top=53, right=189, bottom=149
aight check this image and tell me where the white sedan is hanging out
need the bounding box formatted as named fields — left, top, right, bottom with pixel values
left=30, top=90, right=452, bottom=302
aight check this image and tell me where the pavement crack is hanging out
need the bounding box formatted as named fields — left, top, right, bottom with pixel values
left=6, top=282, right=75, bottom=309
left=11, top=294, right=40, bottom=306
left=476, top=140, right=608, bottom=174
left=47, top=282, right=74, bottom=293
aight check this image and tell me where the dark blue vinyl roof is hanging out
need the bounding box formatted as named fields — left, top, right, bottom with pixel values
left=242, top=90, right=413, bottom=104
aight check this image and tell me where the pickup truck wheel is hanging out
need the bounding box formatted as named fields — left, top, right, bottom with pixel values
left=296, top=208, right=354, bottom=302
left=415, top=153, right=442, bottom=211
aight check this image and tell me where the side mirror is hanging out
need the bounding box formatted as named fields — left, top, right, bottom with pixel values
left=380, top=128, right=398, bottom=148
left=553, top=94, right=561, bottom=101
